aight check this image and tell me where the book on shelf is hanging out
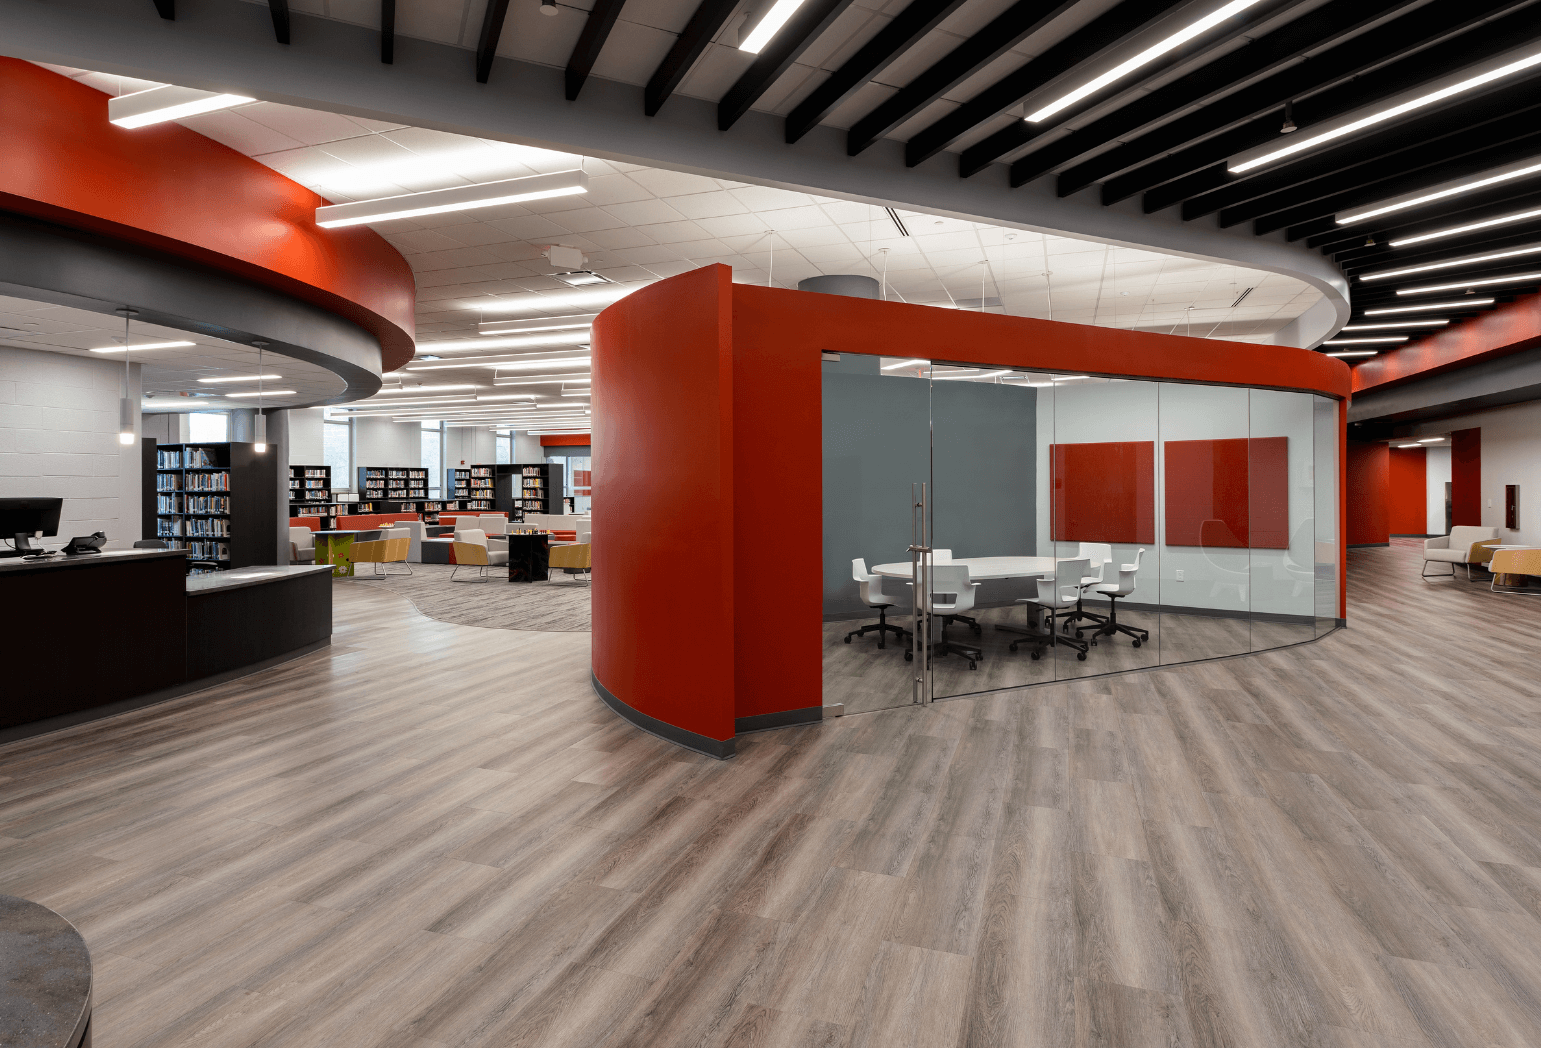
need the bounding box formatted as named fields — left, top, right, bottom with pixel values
left=186, top=472, right=230, bottom=491
left=184, top=447, right=217, bottom=468
left=157, top=450, right=182, bottom=469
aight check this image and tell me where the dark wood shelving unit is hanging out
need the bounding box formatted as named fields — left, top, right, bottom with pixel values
left=288, top=464, right=338, bottom=523
left=153, top=442, right=278, bottom=569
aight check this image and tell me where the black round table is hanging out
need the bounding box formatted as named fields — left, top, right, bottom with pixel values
left=0, top=895, right=92, bottom=1048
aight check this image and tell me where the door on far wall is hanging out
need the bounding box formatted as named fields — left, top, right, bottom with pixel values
left=1445, top=482, right=1453, bottom=534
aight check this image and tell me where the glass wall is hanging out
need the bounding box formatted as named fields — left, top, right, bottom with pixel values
left=420, top=421, right=443, bottom=497
left=323, top=416, right=351, bottom=491
left=821, top=355, right=1340, bottom=712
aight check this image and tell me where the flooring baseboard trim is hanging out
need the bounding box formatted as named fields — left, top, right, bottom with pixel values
left=590, top=671, right=736, bottom=760
left=734, top=707, right=823, bottom=734
left=0, top=638, right=332, bottom=748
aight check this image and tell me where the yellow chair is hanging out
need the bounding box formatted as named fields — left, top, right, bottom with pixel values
left=549, top=542, right=592, bottom=583
left=451, top=539, right=506, bottom=582
left=348, top=536, right=412, bottom=577
left=1490, top=548, right=1541, bottom=591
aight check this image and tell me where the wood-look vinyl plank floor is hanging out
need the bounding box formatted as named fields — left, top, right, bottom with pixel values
left=5, top=538, right=1541, bottom=1047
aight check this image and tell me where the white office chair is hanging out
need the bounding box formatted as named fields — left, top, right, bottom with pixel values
left=1010, top=557, right=1089, bottom=661
left=1059, top=542, right=1110, bottom=634
left=924, top=549, right=980, bottom=634
left=903, top=563, right=983, bottom=670
left=1086, top=548, right=1148, bottom=647
left=845, top=558, right=905, bottom=649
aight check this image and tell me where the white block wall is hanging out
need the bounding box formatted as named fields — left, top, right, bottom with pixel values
left=0, top=346, right=143, bottom=547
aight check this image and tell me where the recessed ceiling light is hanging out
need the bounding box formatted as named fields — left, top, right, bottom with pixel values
left=315, top=169, right=588, bottom=228
left=880, top=358, right=928, bottom=370
left=478, top=313, right=598, bottom=336
left=1389, top=206, right=1541, bottom=247
left=554, top=271, right=611, bottom=287
left=224, top=389, right=297, bottom=397
left=1051, top=375, right=1089, bottom=381
left=1230, top=43, right=1541, bottom=174
left=1324, top=336, right=1407, bottom=344
left=1027, top=0, right=1267, bottom=123
left=1340, top=320, right=1449, bottom=330
left=196, top=374, right=283, bottom=383
left=1395, top=443, right=1423, bottom=447
left=1338, top=157, right=1541, bottom=225
left=1396, top=272, right=1541, bottom=295
left=90, top=340, right=195, bottom=353
left=739, top=0, right=811, bottom=53
left=108, top=84, right=254, bottom=128
left=1360, top=244, right=1541, bottom=282
left=1364, top=298, right=1493, bottom=314
left=1418, top=437, right=1444, bottom=442
left=1326, top=350, right=1379, bottom=357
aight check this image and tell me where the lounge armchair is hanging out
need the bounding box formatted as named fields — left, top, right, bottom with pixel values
left=1422, top=526, right=1500, bottom=581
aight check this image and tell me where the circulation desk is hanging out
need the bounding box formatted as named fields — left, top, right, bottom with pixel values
left=0, top=549, right=332, bottom=743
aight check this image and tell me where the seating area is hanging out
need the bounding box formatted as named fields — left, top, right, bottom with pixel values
left=1421, top=525, right=1501, bottom=580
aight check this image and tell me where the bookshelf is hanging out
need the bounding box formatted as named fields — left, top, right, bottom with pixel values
left=357, top=466, right=428, bottom=503
left=288, top=465, right=338, bottom=523
left=501, top=463, right=562, bottom=516
left=153, top=442, right=278, bottom=569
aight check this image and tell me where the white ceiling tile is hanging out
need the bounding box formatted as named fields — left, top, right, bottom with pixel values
left=603, top=199, right=689, bottom=225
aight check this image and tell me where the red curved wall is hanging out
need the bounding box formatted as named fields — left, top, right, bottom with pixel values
left=593, top=265, right=1350, bottom=749
left=0, top=59, right=415, bottom=369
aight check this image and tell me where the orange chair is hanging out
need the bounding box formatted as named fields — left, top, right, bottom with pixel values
left=347, top=535, right=411, bottom=576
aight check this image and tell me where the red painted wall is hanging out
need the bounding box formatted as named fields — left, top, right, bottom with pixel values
left=0, top=59, right=416, bottom=369
left=1452, top=428, right=1482, bottom=526
left=1163, top=437, right=1289, bottom=548
left=1353, top=291, right=1541, bottom=395
left=593, top=266, right=1352, bottom=741
left=540, top=434, right=592, bottom=446
left=1346, top=443, right=1390, bottom=546
left=1388, top=446, right=1427, bottom=535
left=1050, top=442, right=1155, bottom=543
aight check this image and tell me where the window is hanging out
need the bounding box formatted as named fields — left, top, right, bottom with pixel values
left=189, top=411, right=228, bottom=443
left=421, top=421, right=443, bottom=497
left=324, top=418, right=351, bottom=491
left=496, top=433, right=511, bottom=465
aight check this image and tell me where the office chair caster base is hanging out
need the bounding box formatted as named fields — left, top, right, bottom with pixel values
left=904, top=651, right=913, bottom=662
left=1077, top=652, right=1087, bottom=661
left=1132, top=639, right=1141, bottom=647
left=1030, top=650, right=1040, bottom=660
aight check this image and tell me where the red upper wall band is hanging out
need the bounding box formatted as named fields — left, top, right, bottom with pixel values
left=1352, top=290, right=1541, bottom=395
left=0, top=60, right=416, bottom=370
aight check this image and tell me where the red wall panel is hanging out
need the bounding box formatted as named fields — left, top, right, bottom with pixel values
left=1388, top=446, right=1427, bottom=535
left=0, top=59, right=415, bottom=368
left=1163, top=437, right=1288, bottom=548
left=1353, top=291, right=1541, bottom=394
left=1346, top=442, right=1390, bottom=545
left=1451, top=428, right=1482, bottom=526
left=1050, top=442, right=1155, bottom=543
left=540, top=434, right=592, bottom=446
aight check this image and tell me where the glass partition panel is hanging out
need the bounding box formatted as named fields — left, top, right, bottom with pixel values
left=929, top=365, right=1051, bottom=698
left=1157, top=383, right=1252, bottom=664
left=1313, top=395, right=1340, bottom=635
left=1248, top=389, right=1317, bottom=651
left=1049, top=377, right=1160, bottom=679
left=821, top=353, right=930, bottom=713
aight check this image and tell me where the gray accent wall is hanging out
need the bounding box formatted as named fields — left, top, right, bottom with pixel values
left=822, top=355, right=1038, bottom=618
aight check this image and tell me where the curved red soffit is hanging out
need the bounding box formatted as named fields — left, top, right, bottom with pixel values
left=1351, top=290, right=1541, bottom=394
left=0, top=59, right=416, bottom=371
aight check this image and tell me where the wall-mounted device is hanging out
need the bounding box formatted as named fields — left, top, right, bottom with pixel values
left=1506, top=484, right=1519, bottom=530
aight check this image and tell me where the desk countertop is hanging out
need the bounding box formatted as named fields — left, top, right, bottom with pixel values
left=0, top=548, right=183, bottom=577
left=0, top=895, right=91, bottom=1048
left=186, top=565, right=334, bottom=595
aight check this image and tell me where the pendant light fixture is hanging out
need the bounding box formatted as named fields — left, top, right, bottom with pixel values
left=252, top=341, right=268, bottom=452
left=116, top=308, right=138, bottom=446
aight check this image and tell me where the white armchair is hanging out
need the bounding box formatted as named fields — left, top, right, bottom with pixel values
left=1422, top=526, right=1500, bottom=581
left=289, top=527, right=315, bottom=565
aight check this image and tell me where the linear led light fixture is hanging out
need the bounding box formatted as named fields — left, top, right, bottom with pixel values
left=740, top=0, right=810, bottom=53
left=1326, top=350, right=1379, bottom=358
left=1028, top=0, right=1267, bottom=123
left=1360, top=243, right=1541, bottom=282
left=345, top=396, right=480, bottom=409
left=415, top=332, right=591, bottom=353
left=560, top=391, right=592, bottom=397
left=1339, top=157, right=1541, bottom=225
left=1323, top=336, right=1407, bottom=344
left=478, top=313, right=598, bottom=336
left=1391, top=206, right=1541, bottom=247
left=492, top=374, right=591, bottom=386
left=880, top=358, right=929, bottom=370
left=108, top=84, right=254, bottom=128
left=372, top=383, right=482, bottom=393
left=196, top=374, right=283, bottom=383
left=1052, top=375, right=1089, bottom=381
left=224, top=389, right=297, bottom=397
left=315, top=169, right=588, bottom=228
left=406, top=355, right=592, bottom=371
left=90, top=340, right=194, bottom=353
left=1395, top=443, right=1423, bottom=447
left=1341, top=320, right=1449, bottom=330
left=1418, top=437, right=1444, bottom=442
left=474, top=284, right=647, bottom=315
left=1364, top=297, right=1493, bottom=314
left=1230, top=43, right=1541, bottom=174
left=1396, top=271, right=1541, bottom=295
left=933, top=369, right=1012, bottom=380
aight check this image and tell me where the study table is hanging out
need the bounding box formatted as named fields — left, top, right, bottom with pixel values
left=870, top=555, right=1060, bottom=580
left=312, top=528, right=383, bottom=577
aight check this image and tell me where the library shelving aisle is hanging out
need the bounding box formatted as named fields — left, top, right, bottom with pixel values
left=154, top=442, right=278, bottom=569
left=289, top=464, right=337, bottom=524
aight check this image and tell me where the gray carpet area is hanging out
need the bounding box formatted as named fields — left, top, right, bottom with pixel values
left=347, top=562, right=591, bottom=632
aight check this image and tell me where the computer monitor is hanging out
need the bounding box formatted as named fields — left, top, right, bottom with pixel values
left=0, top=497, right=62, bottom=554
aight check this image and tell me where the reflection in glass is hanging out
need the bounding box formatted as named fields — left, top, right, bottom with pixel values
left=1248, top=389, right=1317, bottom=651
left=1313, top=396, right=1340, bottom=635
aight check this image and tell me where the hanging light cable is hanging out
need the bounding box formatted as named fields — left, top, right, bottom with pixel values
left=253, top=341, right=268, bottom=452
left=117, top=308, right=137, bottom=446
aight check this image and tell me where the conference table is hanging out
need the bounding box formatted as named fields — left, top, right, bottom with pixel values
left=871, top=555, right=1071, bottom=644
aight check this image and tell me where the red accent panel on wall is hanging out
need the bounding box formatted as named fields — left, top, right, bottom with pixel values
left=1050, top=442, right=1155, bottom=543
left=1451, top=428, right=1482, bottom=526
left=539, top=434, right=592, bottom=446
left=1388, top=446, right=1427, bottom=535
left=1163, top=437, right=1288, bottom=548
left=1346, top=442, right=1390, bottom=545
left=0, top=60, right=415, bottom=369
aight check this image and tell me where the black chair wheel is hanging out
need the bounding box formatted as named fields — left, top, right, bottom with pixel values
left=1132, top=639, right=1141, bottom=648
left=1062, top=622, right=1070, bottom=633
left=844, top=636, right=851, bottom=643
left=1030, top=650, right=1041, bottom=660
left=904, top=651, right=913, bottom=661
left=968, top=662, right=977, bottom=670
left=1077, top=651, right=1087, bottom=661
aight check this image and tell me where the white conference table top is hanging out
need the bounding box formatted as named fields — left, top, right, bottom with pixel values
left=871, top=556, right=1060, bottom=580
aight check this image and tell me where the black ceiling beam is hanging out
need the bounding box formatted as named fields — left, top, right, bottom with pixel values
left=567, top=0, right=629, bottom=100
left=786, top=0, right=969, bottom=144
left=476, top=0, right=511, bottom=83
left=845, top=0, right=1080, bottom=157
left=1338, top=224, right=1541, bottom=279
left=646, top=0, right=739, bottom=116
left=1183, top=81, right=1541, bottom=224
left=268, top=0, right=290, bottom=44
left=998, top=0, right=1410, bottom=186
left=1067, top=0, right=1532, bottom=202
left=381, top=0, right=395, bottom=63
left=719, top=0, right=861, bottom=131
left=152, top=0, right=174, bottom=18
left=906, top=0, right=1198, bottom=170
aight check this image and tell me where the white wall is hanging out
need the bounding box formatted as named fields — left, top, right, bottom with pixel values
left=1425, top=445, right=1451, bottom=536
left=0, top=347, right=143, bottom=547
left=353, top=417, right=421, bottom=475
left=288, top=407, right=324, bottom=467
left=1408, top=400, right=1541, bottom=546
